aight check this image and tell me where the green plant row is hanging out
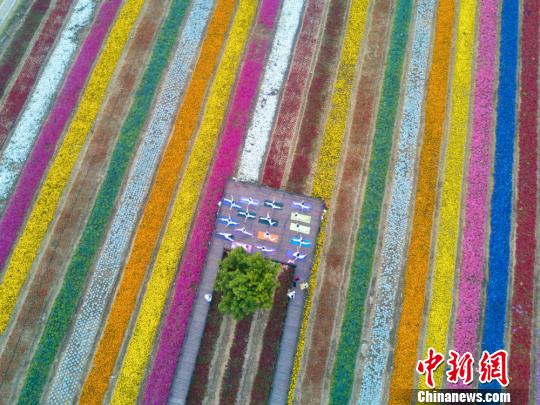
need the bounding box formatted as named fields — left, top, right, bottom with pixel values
left=17, top=0, right=190, bottom=401
left=328, top=0, right=414, bottom=403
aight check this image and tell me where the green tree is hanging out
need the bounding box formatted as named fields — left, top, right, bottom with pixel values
left=215, top=247, right=280, bottom=320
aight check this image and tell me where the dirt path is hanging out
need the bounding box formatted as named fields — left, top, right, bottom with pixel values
left=295, top=0, right=393, bottom=402
left=235, top=310, right=269, bottom=404
left=204, top=316, right=235, bottom=405
left=0, top=0, right=168, bottom=399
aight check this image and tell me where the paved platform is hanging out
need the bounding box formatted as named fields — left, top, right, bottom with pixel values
left=169, top=179, right=324, bottom=404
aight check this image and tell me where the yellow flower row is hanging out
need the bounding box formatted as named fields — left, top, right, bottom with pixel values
left=288, top=0, right=370, bottom=402
left=109, top=1, right=258, bottom=403
left=0, top=0, right=146, bottom=332
left=419, top=0, right=476, bottom=390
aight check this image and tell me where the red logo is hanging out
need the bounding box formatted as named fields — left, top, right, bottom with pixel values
left=416, top=348, right=445, bottom=388
left=416, top=348, right=509, bottom=388
left=478, top=350, right=509, bottom=386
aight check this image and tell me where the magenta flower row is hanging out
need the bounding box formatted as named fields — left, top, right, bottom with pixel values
left=449, top=0, right=497, bottom=389
left=142, top=0, right=281, bottom=402
left=0, top=0, right=123, bottom=270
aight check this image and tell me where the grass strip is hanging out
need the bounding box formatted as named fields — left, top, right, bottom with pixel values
left=508, top=0, right=538, bottom=401
left=13, top=0, right=156, bottom=400
left=261, top=0, right=325, bottom=188
left=356, top=0, right=437, bottom=401
left=186, top=294, right=223, bottom=404
left=79, top=1, right=235, bottom=402
left=250, top=267, right=294, bottom=404
left=328, top=0, right=413, bottom=402
left=480, top=0, right=518, bottom=389
left=108, top=2, right=259, bottom=403
left=139, top=1, right=281, bottom=401
left=387, top=0, right=455, bottom=401
left=220, top=316, right=254, bottom=403
left=419, top=0, right=476, bottom=389
left=0, top=0, right=123, bottom=328
left=0, top=0, right=50, bottom=96
left=0, top=0, right=74, bottom=147
left=449, top=0, right=498, bottom=389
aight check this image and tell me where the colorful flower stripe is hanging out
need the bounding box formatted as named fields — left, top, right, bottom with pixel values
left=0, top=0, right=122, bottom=270
left=449, top=0, right=498, bottom=389
left=356, top=0, right=436, bottom=401
left=107, top=2, right=258, bottom=402
left=44, top=1, right=203, bottom=403
left=288, top=0, right=370, bottom=401
left=388, top=0, right=455, bottom=401
left=219, top=316, right=254, bottom=404
left=139, top=1, right=281, bottom=401
left=286, top=0, right=349, bottom=195
left=79, top=1, right=235, bottom=402
left=480, top=0, right=518, bottom=388
left=261, top=0, right=325, bottom=188
left=0, top=0, right=173, bottom=400
left=250, top=267, right=294, bottom=404
left=0, top=0, right=73, bottom=147
left=0, top=0, right=97, bottom=216
left=0, top=0, right=125, bottom=328
left=0, top=0, right=50, bottom=96
left=328, top=0, right=413, bottom=402
left=419, top=0, right=476, bottom=390
left=297, top=0, right=393, bottom=400
left=14, top=0, right=150, bottom=400
left=186, top=294, right=223, bottom=404
left=509, top=1, right=538, bottom=402
left=237, top=0, right=305, bottom=181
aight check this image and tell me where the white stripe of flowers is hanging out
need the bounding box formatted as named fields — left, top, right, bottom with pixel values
left=45, top=1, right=214, bottom=402
left=236, top=0, right=305, bottom=181
left=0, top=0, right=97, bottom=213
left=167, top=1, right=305, bottom=401
left=357, top=0, right=436, bottom=403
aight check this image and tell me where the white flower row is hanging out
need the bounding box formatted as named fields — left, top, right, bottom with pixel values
left=0, top=0, right=97, bottom=213
left=45, top=1, right=214, bottom=402
left=236, top=0, right=305, bottom=181
left=357, top=0, right=436, bottom=403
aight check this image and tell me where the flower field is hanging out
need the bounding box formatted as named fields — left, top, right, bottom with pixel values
left=0, top=0, right=537, bottom=403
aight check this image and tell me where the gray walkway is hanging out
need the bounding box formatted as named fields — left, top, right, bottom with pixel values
left=168, top=179, right=324, bottom=404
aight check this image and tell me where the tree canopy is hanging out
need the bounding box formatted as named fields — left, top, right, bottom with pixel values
left=215, top=247, right=280, bottom=320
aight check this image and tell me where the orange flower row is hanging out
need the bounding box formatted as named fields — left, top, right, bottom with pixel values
left=80, top=0, right=237, bottom=401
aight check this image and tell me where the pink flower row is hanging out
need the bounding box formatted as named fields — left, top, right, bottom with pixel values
left=449, top=0, right=498, bottom=372
left=141, top=0, right=281, bottom=402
